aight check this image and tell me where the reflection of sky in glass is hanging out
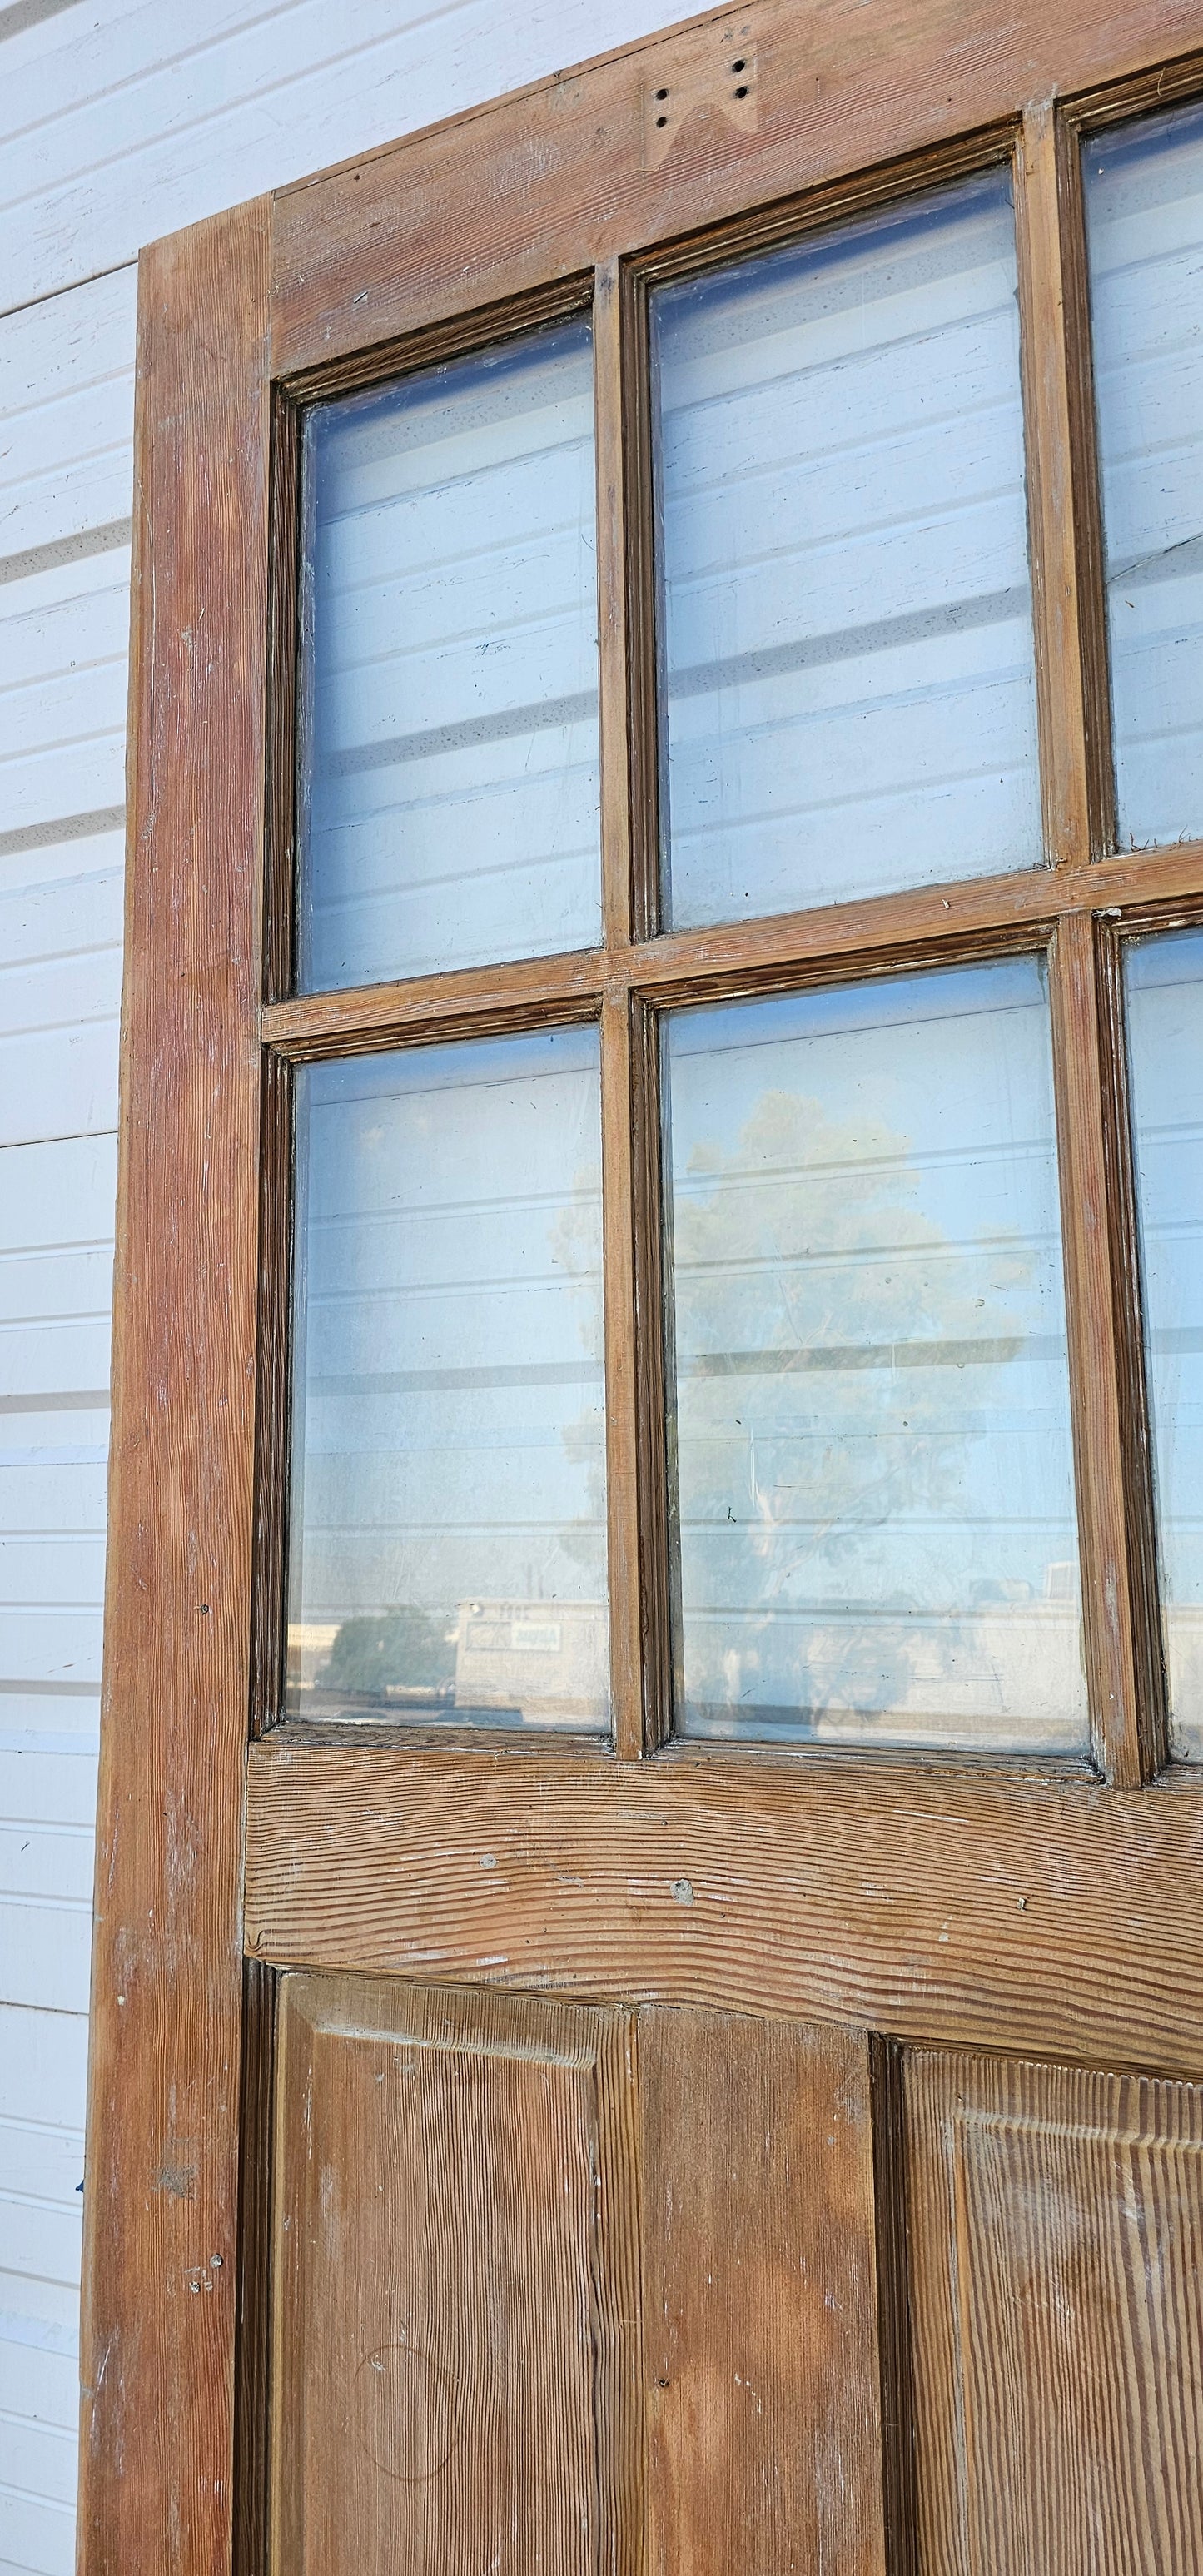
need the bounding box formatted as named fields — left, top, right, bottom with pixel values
left=286, top=1026, right=608, bottom=1731
left=1126, top=929, right=1203, bottom=1760
left=664, top=956, right=1086, bottom=1751
left=297, top=318, right=601, bottom=992
left=654, top=167, right=1041, bottom=930
left=1086, top=102, right=1203, bottom=850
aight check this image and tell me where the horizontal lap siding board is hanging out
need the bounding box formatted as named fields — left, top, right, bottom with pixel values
left=0, top=2003, right=88, bottom=2576
left=0, top=0, right=689, bottom=316
left=0, top=865, right=123, bottom=1152
left=0, top=554, right=129, bottom=847
left=0, top=266, right=137, bottom=566
left=0, top=254, right=133, bottom=2576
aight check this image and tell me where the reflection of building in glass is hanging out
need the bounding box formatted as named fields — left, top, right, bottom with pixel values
left=286, top=1600, right=608, bottom=1729
left=453, top=1600, right=607, bottom=1724
left=685, top=1595, right=1087, bottom=1750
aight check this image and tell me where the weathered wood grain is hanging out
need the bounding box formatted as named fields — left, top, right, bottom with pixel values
left=640, top=2006, right=887, bottom=2575
left=270, top=1, right=1203, bottom=382
left=1015, top=102, right=1097, bottom=866
left=261, top=841, right=1203, bottom=1067
left=270, top=1976, right=642, bottom=2575
left=245, top=1741, right=1203, bottom=2077
left=601, top=991, right=647, bottom=1758
left=905, top=2048, right=1203, bottom=2573
left=1050, top=912, right=1151, bottom=1783
left=77, top=200, right=271, bottom=2576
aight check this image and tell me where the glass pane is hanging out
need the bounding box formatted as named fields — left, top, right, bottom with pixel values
left=1086, top=104, right=1203, bottom=850
left=1125, top=928, right=1203, bottom=1759
left=297, top=319, right=601, bottom=992
left=286, top=1026, right=608, bottom=1730
left=653, top=168, right=1041, bottom=932
left=664, top=957, right=1086, bottom=1751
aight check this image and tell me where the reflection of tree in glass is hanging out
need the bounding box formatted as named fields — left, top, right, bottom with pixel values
left=559, top=1086, right=1032, bottom=1732
left=672, top=1086, right=1031, bottom=1728
left=321, top=1606, right=456, bottom=1702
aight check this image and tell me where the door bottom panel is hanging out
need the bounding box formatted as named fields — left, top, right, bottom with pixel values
left=257, top=1975, right=1203, bottom=2574
left=905, top=2050, right=1203, bottom=2574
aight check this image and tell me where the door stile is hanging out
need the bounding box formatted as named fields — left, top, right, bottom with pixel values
left=78, top=200, right=273, bottom=2576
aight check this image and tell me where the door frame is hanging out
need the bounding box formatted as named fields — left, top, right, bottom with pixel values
left=81, top=2, right=1203, bottom=2564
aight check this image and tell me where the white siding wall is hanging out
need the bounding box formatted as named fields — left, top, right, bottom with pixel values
left=0, top=1, right=681, bottom=2566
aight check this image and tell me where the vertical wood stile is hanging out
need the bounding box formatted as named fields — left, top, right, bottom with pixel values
left=1050, top=909, right=1149, bottom=1783
left=78, top=200, right=273, bottom=2576
left=1015, top=102, right=1111, bottom=867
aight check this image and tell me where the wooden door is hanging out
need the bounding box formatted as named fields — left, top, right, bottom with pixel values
left=82, top=6, right=1203, bottom=2570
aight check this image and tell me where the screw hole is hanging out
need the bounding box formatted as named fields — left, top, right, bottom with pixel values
left=734, top=82, right=748, bottom=97
left=732, top=57, right=745, bottom=71
left=655, top=86, right=668, bottom=99
left=656, top=112, right=668, bottom=126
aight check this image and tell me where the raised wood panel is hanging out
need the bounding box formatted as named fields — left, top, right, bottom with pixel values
left=246, top=1744, right=1203, bottom=2079
left=640, top=2007, right=886, bottom=2576
left=905, top=2050, right=1203, bottom=2574
left=270, top=1976, right=641, bottom=2576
